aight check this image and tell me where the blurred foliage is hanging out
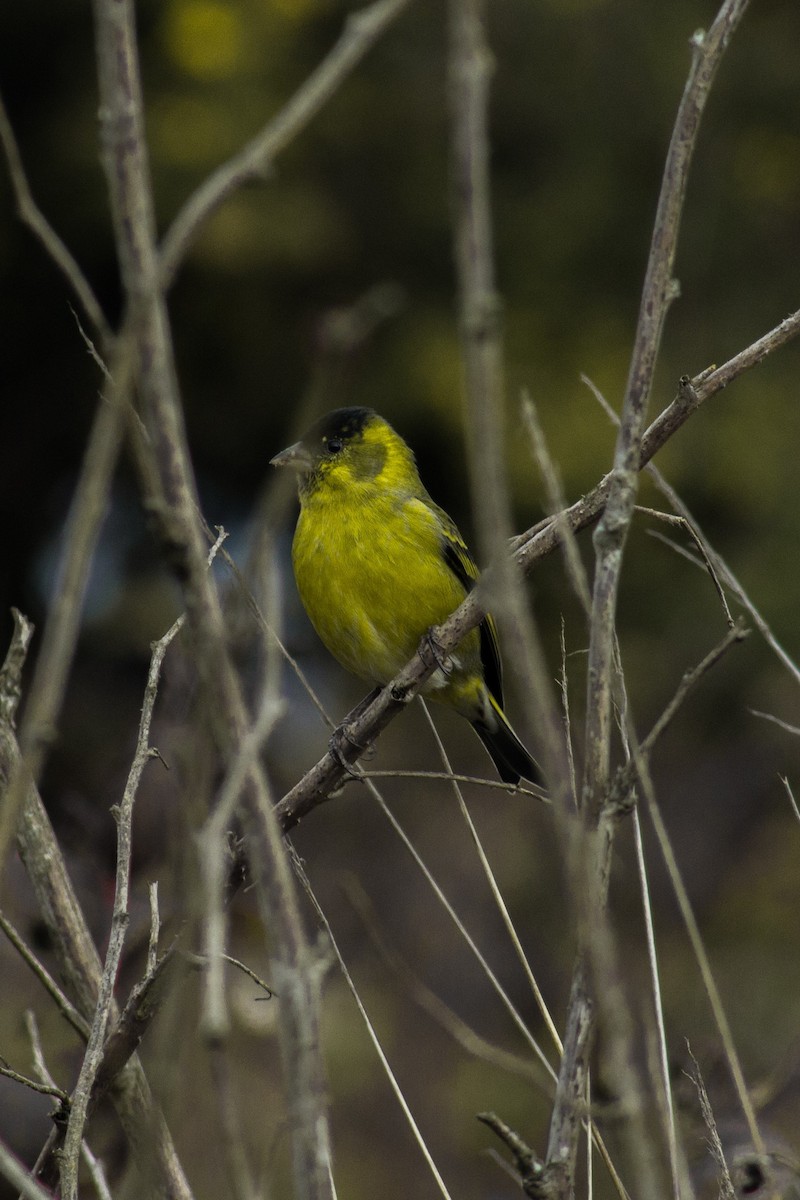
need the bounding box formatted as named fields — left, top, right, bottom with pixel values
left=2, top=0, right=800, bottom=1196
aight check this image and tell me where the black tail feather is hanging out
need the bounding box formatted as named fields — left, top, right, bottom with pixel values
left=473, top=702, right=540, bottom=786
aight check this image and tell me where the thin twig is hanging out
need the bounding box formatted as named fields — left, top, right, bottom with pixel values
left=447, top=0, right=572, bottom=822
left=684, top=1044, right=736, bottom=1200
left=341, top=874, right=544, bottom=1086
left=367, top=777, right=555, bottom=1078
left=631, top=810, right=681, bottom=1200
left=147, top=882, right=161, bottom=977
left=750, top=710, right=800, bottom=737
left=291, top=848, right=455, bottom=1200
left=0, top=909, right=90, bottom=1041
left=642, top=768, right=765, bottom=1156
left=91, top=0, right=335, bottom=1189
left=24, top=1011, right=57, bottom=1091
left=523, top=395, right=591, bottom=614
left=0, top=1062, right=68, bottom=1104
left=363, top=768, right=545, bottom=798
left=780, top=776, right=800, bottom=824
left=0, top=92, right=110, bottom=341
left=0, top=609, right=34, bottom=728
left=419, top=699, right=562, bottom=1064
left=557, top=621, right=580, bottom=808
left=477, top=1113, right=550, bottom=1198
left=548, top=8, right=751, bottom=1188
left=186, top=952, right=276, bottom=999
left=0, top=1140, right=53, bottom=1200
left=93, top=940, right=182, bottom=1099
left=60, top=617, right=183, bottom=1200
left=79, top=1142, right=114, bottom=1200
left=639, top=620, right=747, bottom=760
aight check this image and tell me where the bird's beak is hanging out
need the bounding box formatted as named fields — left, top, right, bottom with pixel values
left=270, top=441, right=314, bottom=473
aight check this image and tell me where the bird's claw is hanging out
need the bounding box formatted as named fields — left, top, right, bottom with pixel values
left=328, top=724, right=366, bottom=779
left=420, top=627, right=453, bottom=676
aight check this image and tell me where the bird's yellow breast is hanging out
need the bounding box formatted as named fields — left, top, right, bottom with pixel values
left=292, top=485, right=477, bottom=689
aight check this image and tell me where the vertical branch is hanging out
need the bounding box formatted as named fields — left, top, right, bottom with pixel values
left=6, top=727, right=195, bottom=1198
left=447, top=0, right=572, bottom=797
left=548, top=2, right=752, bottom=1193
left=584, top=0, right=750, bottom=815
left=448, top=0, right=508, bottom=563
left=90, top=2, right=336, bottom=1196
left=59, top=619, right=182, bottom=1200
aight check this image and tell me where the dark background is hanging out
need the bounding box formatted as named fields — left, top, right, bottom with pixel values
left=1, top=1, right=800, bottom=1196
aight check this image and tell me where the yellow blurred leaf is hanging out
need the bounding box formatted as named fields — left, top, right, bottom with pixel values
left=161, top=0, right=245, bottom=80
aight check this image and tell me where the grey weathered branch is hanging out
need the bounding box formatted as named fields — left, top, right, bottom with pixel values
left=550, top=2, right=752, bottom=1191
left=447, top=0, right=574, bottom=811
left=3, top=722, right=195, bottom=1199
left=59, top=619, right=182, bottom=1199
left=0, top=93, right=109, bottom=341
left=90, top=0, right=335, bottom=1194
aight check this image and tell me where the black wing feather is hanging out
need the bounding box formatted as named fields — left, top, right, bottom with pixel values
left=439, top=524, right=504, bottom=707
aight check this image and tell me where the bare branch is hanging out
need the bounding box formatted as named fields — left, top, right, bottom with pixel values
left=0, top=908, right=89, bottom=1041
left=0, top=609, right=34, bottom=728
left=477, top=1113, right=551, bottom=1198
left=0, top=1139, right=53, bottom=1200
left=550, top=4, right=751, bottom=1191
left=447, top=0, right=571, bottom=813
left=293, top=848, right=455, bottom=1200
left=0, top=93, right=110, bottom=341
left=89, top=0, right=338, bottom=1189
left=585, top=0, right=750, bottom=815
left=780, top=776, right=800, bottom=824
left=641, top=767, right=766, bottom=1156
left=684, top=1045, right=736, bottom=1200
left=419, top=699, right=562, bottom=1065
left=59, top=618, right=182, bottom=1200
left=0, top=1061, right=68, bottom=1105
left=640, top=621, right=748, bottom=758
left=523, top=396, right=592, bottom=614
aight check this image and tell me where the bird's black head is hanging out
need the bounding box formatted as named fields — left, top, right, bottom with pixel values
left=272, top=406, right=414, bottom=494
left=306, top=407, right=376, bottom=458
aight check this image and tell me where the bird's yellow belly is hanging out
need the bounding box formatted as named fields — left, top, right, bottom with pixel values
left=291, top=495, right=476, bottom=692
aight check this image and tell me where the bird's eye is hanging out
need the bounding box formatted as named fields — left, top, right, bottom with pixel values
left=325, top=436, right=343, bottom=454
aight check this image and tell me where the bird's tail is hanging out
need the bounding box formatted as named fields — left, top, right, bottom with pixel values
left=474, top=695, right=540, bottom=786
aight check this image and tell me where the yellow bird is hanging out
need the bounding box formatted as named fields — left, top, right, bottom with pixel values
left=271, top=407, right=538, bottom=785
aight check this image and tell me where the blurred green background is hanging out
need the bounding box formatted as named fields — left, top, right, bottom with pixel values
left=1, top=0, right=800, bottom=1196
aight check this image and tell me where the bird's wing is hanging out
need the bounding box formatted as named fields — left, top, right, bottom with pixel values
left=434, top=506, right=505, bottom=707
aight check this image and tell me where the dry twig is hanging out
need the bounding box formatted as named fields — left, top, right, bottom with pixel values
left=59, top=618, right=182, bottom=1199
